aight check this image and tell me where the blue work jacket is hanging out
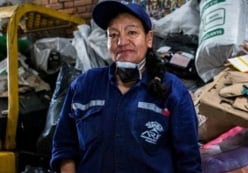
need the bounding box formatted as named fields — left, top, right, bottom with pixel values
left=50, top=63, right=202, bottom=173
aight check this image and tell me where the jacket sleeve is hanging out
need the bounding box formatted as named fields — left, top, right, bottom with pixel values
left=169, top=85, right=202, bottom=173
left=50, top=84, right=80, bottom=171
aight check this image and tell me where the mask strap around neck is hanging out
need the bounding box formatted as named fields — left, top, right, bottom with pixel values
left=137, top=58, right=146, bottom=71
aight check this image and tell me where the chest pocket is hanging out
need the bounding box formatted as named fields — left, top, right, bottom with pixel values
left=72, top=104, right=104, bottom=147
left=133, top=102, right=170, bottom=152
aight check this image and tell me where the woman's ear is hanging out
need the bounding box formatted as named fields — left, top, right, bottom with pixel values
left=146, top=31, right=153, bottom=48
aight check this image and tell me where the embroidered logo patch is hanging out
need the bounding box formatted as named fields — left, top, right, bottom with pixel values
left=140, top=121, right=164, bottom=144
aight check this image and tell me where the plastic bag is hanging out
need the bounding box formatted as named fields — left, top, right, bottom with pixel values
left=37, top=63, right=81, bottom=155
left=152, top=0, right=200, bottom=38
left=195, top=0, right=248, bottom=82
left=31, top=37, right=77, bottom=74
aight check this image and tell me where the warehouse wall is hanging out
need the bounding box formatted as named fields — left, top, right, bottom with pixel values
left=0, top=0, right=97, bottom=21
left=33, top=0, right=97, bottom=21
left=0, top=0, right=188, bottom=22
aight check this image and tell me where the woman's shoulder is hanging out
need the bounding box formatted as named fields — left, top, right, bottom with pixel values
left=71, top=66, right=109, bottom=87
left=163, top=72, right=190, bottom=96
left=163, top=72, right=194, bottom=108
left=163, top=72, right=185, bottom=87
left=80, top=66, right=108, bottom=79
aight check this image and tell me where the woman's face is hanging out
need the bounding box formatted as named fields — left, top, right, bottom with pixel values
left=107, top=13, right=153, bottom=64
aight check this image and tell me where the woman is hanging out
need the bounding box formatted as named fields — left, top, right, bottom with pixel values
left=50, top=1, right=202, bottom=172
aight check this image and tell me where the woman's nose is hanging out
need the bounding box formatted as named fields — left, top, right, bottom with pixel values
left=117, top=34, right=129, bottom=46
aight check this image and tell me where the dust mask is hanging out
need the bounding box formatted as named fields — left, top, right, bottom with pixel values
left=116, top=58, right=146, bottom=83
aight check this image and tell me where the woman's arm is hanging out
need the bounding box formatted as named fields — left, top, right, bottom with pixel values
left=170, top=89, right=202, bottom=173
left=50, top=85, right=80, bottom=171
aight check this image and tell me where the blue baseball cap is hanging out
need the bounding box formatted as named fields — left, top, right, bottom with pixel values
left=92, top=0, right=152, bottom=31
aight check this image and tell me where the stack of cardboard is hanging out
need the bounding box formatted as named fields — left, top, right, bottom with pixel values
left=197, top=68, right=248, bottom=142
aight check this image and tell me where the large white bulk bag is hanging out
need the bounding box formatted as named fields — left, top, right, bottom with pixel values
left=195, top=0, right=248, bottom=82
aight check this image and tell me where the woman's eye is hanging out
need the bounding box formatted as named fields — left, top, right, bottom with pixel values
left=128, top=30, right=138, bottom=37
left=108, top=33, right=118, bottom=39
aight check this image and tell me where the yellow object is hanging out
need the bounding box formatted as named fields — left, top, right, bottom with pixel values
left=0, top=152, right=15, bottom=173
left=228, top=55, right=248, bottom=72
left=0, top=3, right=85, bottom=173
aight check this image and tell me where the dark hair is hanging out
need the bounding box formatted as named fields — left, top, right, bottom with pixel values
left=146, top=48, right=168, bottom=100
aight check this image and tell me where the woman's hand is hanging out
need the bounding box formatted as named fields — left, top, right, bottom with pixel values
left=60, top=159, right=76, bottom=173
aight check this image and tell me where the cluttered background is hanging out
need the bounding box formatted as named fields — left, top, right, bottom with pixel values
left=1, top=0, right=248, bottom=173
